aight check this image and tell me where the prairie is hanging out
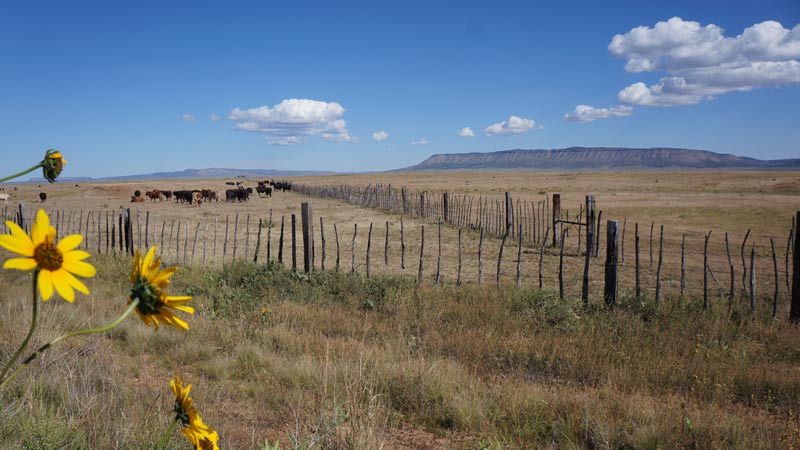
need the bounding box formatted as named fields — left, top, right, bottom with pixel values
left=0, top=170, right=798, bottom=449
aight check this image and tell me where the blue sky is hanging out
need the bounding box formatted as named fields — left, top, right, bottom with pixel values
left=1, top=0, right=798, bottom=178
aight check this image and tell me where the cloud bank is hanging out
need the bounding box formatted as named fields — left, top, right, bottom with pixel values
left=229, top=98, right=358, bottom=145
left=458, top=127, right=475, bottom=137
left=372, top=130, right=388, bottom=141
left=563, top=104, right=633, bottom=123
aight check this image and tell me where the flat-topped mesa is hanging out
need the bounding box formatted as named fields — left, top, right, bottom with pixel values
left=400, top=147, right=800, bottom=171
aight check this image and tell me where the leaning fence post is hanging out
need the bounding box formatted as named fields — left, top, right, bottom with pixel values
left=334, top=223, right=340, bottom=272
left=436, top=222, right=442, bottom=285
left=254, top=218, right=262, bottom=263
left=604, top=220, right=619, bottom=307
left=366, top=222, right=373, bottom=278
left=725, top=233, right=734, bottom=309
left=400, top=218, right=406, bottom=270
left=278, top=216, right=285, bottom=264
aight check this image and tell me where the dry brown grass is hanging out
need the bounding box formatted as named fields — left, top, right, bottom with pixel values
left=0, top=171, right=799, bottom=449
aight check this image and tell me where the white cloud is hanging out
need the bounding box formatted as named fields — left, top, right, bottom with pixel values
left=458, top=127, right=475, bottom=137
left=411, top=138, right=428, bottom=145
left=210, top=114, right=220, bottom=121
left=564, top=104, right=634, bottom=123
left=182, top=113, right=196, bottom=121
left=229, top=98, right=358, bottom=145
left=372, top=130, right=388, bottom=141
left=609, top=17, right=800, bottom=106
left=484, top=115, right=539, bottom=136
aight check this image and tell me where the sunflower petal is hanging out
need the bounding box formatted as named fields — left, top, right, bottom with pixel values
left=170, top=305, right=195, bottom=314
left=59, top=269, right=90, bottom=295
left=38, top=270, right=54, bottom=300
left=31, top=210, right=50, bottom=245
left=151, top=266, right=177, bottom=287
left=50, top=270, right=75, bottom=302
left=63, top=259, right=97, bottom=278
left=62, top=249, right=91, bottom=262
left=0, top=223, right=35, bottom=256
left=3, top=257, right=37, bottom=271
left=57, top=234, right=83, bottom=253
left=142, top=246, right=158, bottom=279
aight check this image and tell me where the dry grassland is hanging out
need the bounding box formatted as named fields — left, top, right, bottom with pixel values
left=0, top=170, right=799, bottom=449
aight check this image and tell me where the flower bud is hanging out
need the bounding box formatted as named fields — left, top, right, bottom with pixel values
left=42, top=149, right=66, bottom=182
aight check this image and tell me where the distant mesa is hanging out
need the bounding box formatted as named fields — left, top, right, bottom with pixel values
left=397, top=147, right=800, bottom=172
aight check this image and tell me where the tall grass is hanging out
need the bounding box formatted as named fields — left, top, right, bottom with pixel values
left=1, top=254, right=799, bottom=449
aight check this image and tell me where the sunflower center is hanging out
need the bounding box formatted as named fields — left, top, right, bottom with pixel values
left=33, top=242, right=63, bottom=271
left=199, top=436, right=214, bottom=450
left=131, top=276, right=163, bottom=315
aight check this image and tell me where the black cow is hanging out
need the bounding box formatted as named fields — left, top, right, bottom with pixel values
left=256, top=185, right=273, bottom=197
left=39, top=192, right=47, bottom=202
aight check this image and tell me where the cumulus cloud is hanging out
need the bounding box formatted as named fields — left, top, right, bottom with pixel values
left=210, top=114, right=220, bottom=121
left=411, top=138, right=428, bottom=145
left=484, top=115, right=539, bottom=136
left=372, top=130, right=388, bottom=141
left=229, top=98, right=358, bottom=145
left=609, top=17, right=800, bottom=106
left=458, top=127, right=475, bottom=137
left=564, top=104, right=633, bottom=123
left=182, top=113, right=196, bottom=121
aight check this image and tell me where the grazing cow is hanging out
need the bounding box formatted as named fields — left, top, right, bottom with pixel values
left=131, top=195, right=145, bottom=202
left=193, top=191, right=203, bottom=206
left=162, top=191, right=172, bottom=201
left=225, top=181, right=236, bottom=186
left=173, top=190, right=194, bottom=204
left=0, top=193, right=9, bottom=203
left=256, top=185, right=273, bottom=197
left=39, top=192, right=47, bottom=202
left=146, top=190, right=163, bottom=201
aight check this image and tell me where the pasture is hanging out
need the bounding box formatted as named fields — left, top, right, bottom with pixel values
left=0, top=171, right=799, bottom=449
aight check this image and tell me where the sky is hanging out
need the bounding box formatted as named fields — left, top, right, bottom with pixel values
left=1, top=0, right=799, bottom=178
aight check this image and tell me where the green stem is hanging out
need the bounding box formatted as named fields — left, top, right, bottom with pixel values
left=0, top=161, right=44, bottom=184
left=0, top=298, right=140, bottom=390
left=155, top=418, right=179, bottom=450
left=0, top=271, right=40, bottom=384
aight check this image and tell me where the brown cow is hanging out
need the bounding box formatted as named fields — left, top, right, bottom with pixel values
left=131, top=196, right=145, bottom=203
left=193, top=191, right=203, bottom=206
left=146, top=190, right=163, bottom=201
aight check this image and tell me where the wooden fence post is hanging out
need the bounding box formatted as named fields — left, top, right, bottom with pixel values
left=649, top=221, right=654, bottom=268
left=267, top=209, right=273, bottom=262
left=655, top=225, right=664, bottom=303
left=635, top=222, right=640, bottom=300
left=750, top=244, right=756, bottom=313
left=771, top=238, right=778, bottom=318
left=457, top=227, right=463, bottom=286
left=704, top=231, right=711, bottom=310
left=320, top=217, right=326, bottom=271
left=478, top=227, right=484, bottom=286
left=384, top=221, right=389, bottom=266
left=401, top=186, right=408, bottom=214
left=334, top=223, right=340, bottom=272
left=789, top=211, right=800, bottom=323
left=400, top=218, right=406, bottom=270
left=791, top=211, right=800, bottom=322
left=291, top=214, right=297, bottom=272
left=582, top=195, right=595, bottom=305
left=366, top=222, right=373, bottom=278
left=725, top=233, right=734, bottom=309
left=741, top=229, right=751, bottom=297
left=443, top=192, right=449, bottom=224
left=418, top=224, right=425, bottom=285
left=604, top=220, right=619, bottom=307
left=301, top=202, right=313, bottom=273
left=505, top=191, right=513, bottom=234
left=351, top=224, right=358, bottom=273
left=436, top=222, right=442, bottom=285
left=278, top=216, right=284, bottom=264
left=551, top=194, right=561, bottom=246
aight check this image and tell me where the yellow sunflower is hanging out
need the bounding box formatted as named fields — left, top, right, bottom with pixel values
left=171, top=376, right=218, bottom=448
left=0, top=209, right=95, bottom=301
left=43, top=149, right=67, bottom=182
left=129, top=246, right=194, bottom=331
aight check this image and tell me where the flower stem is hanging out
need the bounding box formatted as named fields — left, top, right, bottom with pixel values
left=0, top=298, right=140, bottom=390
left=0, top=271, right=40, bottom=384
left=155, top=418, right=179, bottom=450
left=0, top=161, right=44, bottom=184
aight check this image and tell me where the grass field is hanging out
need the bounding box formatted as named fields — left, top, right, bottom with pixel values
left=0, top=171, right=799, bottom=449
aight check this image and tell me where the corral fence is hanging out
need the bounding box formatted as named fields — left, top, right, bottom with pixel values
left=3, top=200, right=800, bottom=322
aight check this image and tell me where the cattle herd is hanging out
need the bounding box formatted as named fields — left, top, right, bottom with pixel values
left=130, top=179, right=292, bottom=205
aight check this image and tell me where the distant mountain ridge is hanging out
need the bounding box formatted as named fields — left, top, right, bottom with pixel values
left=399, top=147, right=800, bottom=171
left=21, top=168, right=333, bottom=183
